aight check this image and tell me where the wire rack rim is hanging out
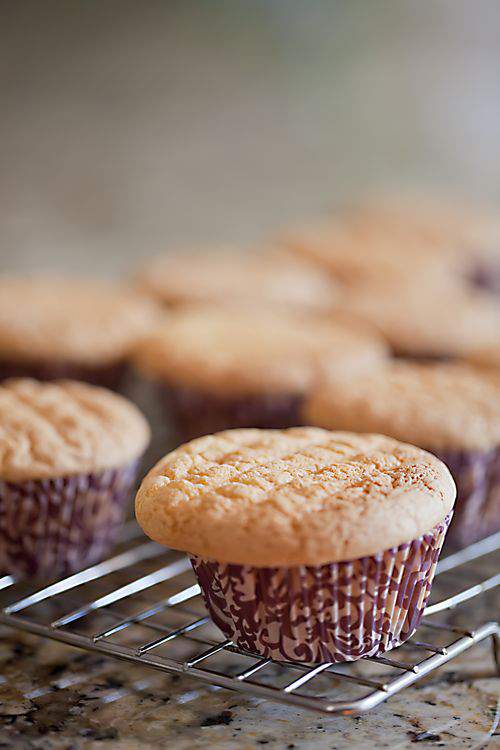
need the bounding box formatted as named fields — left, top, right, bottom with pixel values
left=0, top=530, right=498, bottom=716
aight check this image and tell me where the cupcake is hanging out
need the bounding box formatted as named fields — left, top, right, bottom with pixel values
left=134, top=307, right=387, bottom=442
left=135, top=428, right=454, bottom=663
left=338, top=284, right=500, bottom=360
left=0, top=378, right=150, bottom=576
left=136, top=249, right=337, bottom=314
left=0, top=277, right=161, bottom=390
left=281, top=217, right=456, bottom=290
left=353, top=192, right=500, bottom=294
left=303, top=361, right=500, bottom=547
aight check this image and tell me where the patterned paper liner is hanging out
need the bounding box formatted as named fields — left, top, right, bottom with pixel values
left=190, top=515, right=451, bottom=663
left=436, top=447, right=500, bottom=548
left=160, top=384, right=304, bottom=442
left=0, top=359, right=129, bottom=392
left=0, top=460, right=139, bottom=577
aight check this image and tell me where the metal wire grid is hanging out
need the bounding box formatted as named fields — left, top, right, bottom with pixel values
left=0, top=526, right=499, bottom=716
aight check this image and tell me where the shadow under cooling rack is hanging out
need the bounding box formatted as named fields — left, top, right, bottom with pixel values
left=1, top=525, right=499, bottom=716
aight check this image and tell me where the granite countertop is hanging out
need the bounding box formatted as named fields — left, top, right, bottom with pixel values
left=0, top=627, right=498, bottom=749
left=1, top=559, right=498, bottom=750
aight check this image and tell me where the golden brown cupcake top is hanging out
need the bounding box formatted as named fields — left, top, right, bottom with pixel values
left=355, top=191, right=500, bottom=265
left=304, top=361, right=500, bottom=452
left=136, top=249, right=337, bottom=313
left=0, top=277, right=162, bottom=366
left=135, top=427, right=455, bottom=565
left=134, top=307, right=387, bottom=396
left=281, top=218, right=456, bottom=289
left=0, top=379, right=150, bottom=481
left=338, top=285, right=500, bottom=358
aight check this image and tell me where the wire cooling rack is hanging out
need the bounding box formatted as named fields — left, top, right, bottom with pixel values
left=1, top=525, right=499, bottom=716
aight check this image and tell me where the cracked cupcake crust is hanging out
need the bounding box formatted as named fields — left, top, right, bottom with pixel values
left=134, top=308, right=387, bottom=396
left=0, top=277, right=162, bottom=366
left=135, top=428, right=455, bottom=565
left=303, top=362, right=500, bottom=452
left=0, top=379, right=150, bottom=481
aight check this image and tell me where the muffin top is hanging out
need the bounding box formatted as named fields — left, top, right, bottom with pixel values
left=0, top=277, right=161, bottom=366
left=355, top=192, right=500, bottom=265
left=137, top=250, right=336, bottom=313
left=339, top=285, right=500, bottom=358
left=303, top=362, right=500, bottom=452
left=282, top=218, right=456, bottom=289
left=135, top=427, right=455, bottom=565
left=134, top=308, right=387, bottom=396
left=0, top=379, right=150, bottom=481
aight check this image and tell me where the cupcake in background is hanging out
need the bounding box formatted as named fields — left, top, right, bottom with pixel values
left=280, top=216, right=457, bottom=291
left=136, top=247, right=337, bottom=314
left=134, top=307, right=387, bottom=442
left=353, top=191, right=500, bottom=294
left=303, top=361, right=500, bottom=547
left=0, top=277, right=162, bottom=390
left=0, top=378, right=150, bottom=577
left=337, top=282, right=500, bottom=360
left=136, top=428, right=455, bottom=663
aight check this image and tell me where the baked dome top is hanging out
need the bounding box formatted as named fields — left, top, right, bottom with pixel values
left=135, top=427, right=455, bottom=565
left=134, top=308, right=387, bottom=396
left=282, top=218, right=456, bottom=288
left=304, top=361, right=500, bottom=451
left=136, top=250, right=337, bottom=313
left=353, top=192, right=500, bottom=264
left=0, top=277, right=161, bottom=365
left=338, top=285, right=500, bottom=357
left=0, top=378, right=150, bottom=481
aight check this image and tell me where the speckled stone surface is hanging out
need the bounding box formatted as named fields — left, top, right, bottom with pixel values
left=0, top=552, right=498, bottom=750
left=0, top=628, right=498, bottom=749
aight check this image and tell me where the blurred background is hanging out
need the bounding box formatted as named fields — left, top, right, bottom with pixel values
left=1, top=0, right=500, bottom=276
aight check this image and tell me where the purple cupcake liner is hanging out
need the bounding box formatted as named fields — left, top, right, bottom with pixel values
left=0, top=359, right=129, bottom=392
left=391, top=350, right=453, bottom=362
left=0, top=460, right=139, bottom=577
left=436, top=447, right=500, bottom=548
left=468, top=261, right=500, bottom=296
left=160, top=384, right=304, bottom=442
left=190, top=515, right=450, bottom=664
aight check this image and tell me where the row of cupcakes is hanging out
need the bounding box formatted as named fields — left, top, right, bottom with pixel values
left=1, top=193, right=499, bottom=384
left=0, top=192, right=499, bottom=571
left=130, top=197, right=500, bottom=553
left=134, top=314, right=500, bottom=549
left=1, top=191, right=499, bottom=665
left=0, top=272, right=498, bottom=392
left=3, top=311, right=497, bottom=568
left=0, top=380, right=456, bottom=665
left=1, top=193, right=499, bottom=388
